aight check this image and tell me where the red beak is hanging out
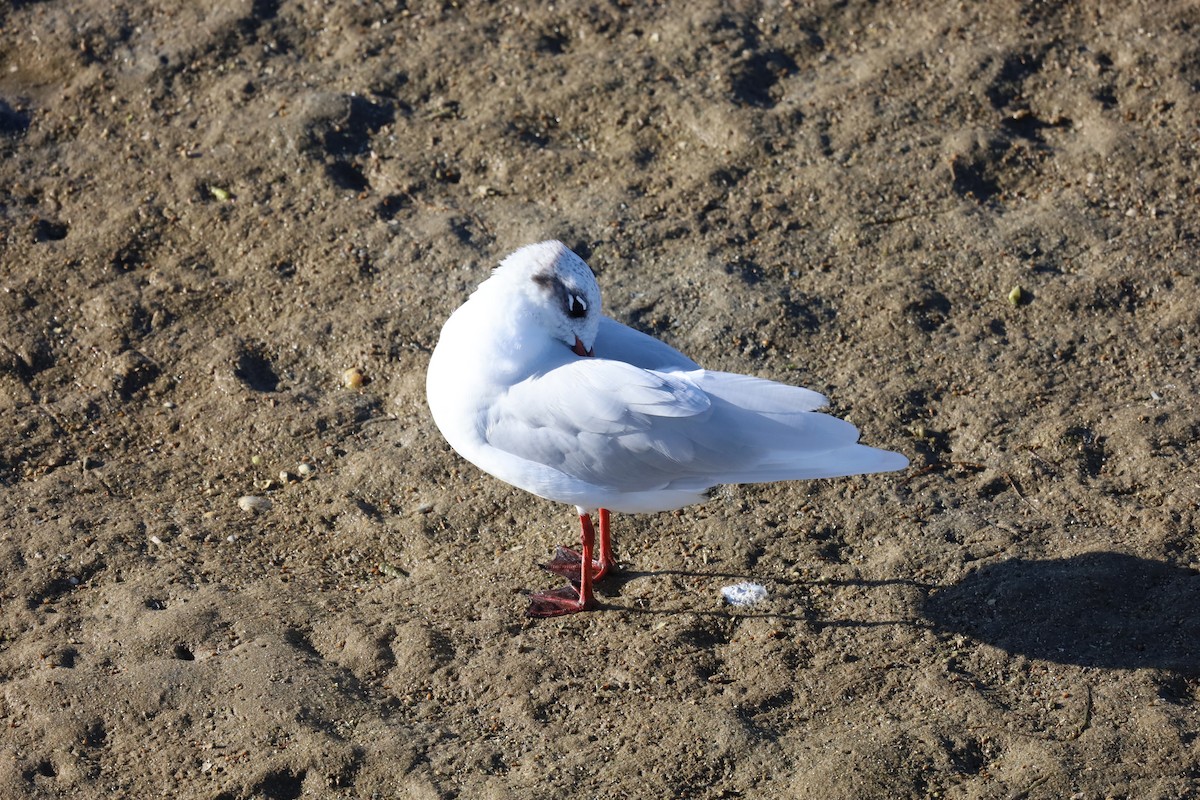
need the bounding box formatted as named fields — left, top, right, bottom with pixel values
left=572, top=336, right=594, bottom=357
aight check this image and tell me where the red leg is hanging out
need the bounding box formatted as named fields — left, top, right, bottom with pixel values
left=526, top=513, right=597, bottom=617
left=541, top=508, right=618, bottom=582
left=595, top=508, right=615, bottom=580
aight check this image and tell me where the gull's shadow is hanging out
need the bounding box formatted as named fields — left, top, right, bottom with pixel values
left=598, top=552, right=1200, bottom=673
left=594, top=567, right=933, bottom=626
left=923, top=551, right=1200, bottom=673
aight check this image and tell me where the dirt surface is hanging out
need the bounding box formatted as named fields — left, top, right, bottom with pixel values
left=2, top=1, right=1199, bottom=797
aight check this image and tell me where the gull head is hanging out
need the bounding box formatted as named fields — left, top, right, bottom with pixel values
left=489, top=240, right=602, bottom=357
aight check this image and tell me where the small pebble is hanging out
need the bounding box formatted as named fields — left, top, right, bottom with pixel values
left=237, top=495, right=272, bottom=513
left=379, top=562, right=407, bottom=578
left=342, top=367, right=365, bottom=389
left=297, top=462, right=315, bottom=478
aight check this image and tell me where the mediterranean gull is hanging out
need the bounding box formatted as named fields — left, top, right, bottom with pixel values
left=426, top=241, right=908, bottom=616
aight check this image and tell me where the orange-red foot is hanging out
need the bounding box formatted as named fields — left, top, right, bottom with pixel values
left=541, top=546, right=615, bottom=583
left=526, top=585, right=595, bottom=617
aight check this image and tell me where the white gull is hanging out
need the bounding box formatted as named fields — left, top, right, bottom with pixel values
left=426, top=241, right=908, bottom=616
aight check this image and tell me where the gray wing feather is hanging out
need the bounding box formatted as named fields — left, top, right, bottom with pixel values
left=485, top=360, right=905, bottom=494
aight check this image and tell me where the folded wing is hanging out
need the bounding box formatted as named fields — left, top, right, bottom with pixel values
left=484, top=359, right=907, bottom=495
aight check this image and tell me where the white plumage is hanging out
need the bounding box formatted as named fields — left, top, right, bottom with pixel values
left=426, top=241, right=907, bottom=616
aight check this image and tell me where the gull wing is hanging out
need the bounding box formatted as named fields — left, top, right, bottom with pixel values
left=484, top=359, right=906, bottom=495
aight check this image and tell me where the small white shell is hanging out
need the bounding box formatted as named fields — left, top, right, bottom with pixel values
left=237, top=495, right=273, bottom=513
left=721, top=582, right=768, bottom=607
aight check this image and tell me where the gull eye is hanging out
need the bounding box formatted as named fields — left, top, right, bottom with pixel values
left=566, top=294, right=588, bottom=319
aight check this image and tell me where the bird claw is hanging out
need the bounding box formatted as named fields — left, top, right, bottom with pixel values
left=540, top=546, right=613, bottom=583
left=525, top=584, right=594, bottom=617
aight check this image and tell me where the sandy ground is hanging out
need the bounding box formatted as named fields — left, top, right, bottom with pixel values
left=2, top=0, right=1200, bottom=797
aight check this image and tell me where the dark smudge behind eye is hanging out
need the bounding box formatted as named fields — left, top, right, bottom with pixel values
left=532, top=270, right=589, bottom=319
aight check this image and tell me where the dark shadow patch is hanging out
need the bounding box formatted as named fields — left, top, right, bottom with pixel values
left=565, top=240, right=592, bottom=262
left=737, top=687, right=796, bottom=734
left=1179, top=46, right=1200, bottom=93
left=909, top=427, right=952, bottom=462
left=325, top=160, right=369, bottom=192
left=624, top=303, right=674, bottom=339
left=250, top=0, right=280, bottom=20
left=323, top=96, right=394, bottom=157
left=113, top=349, right=160, bottom=401
left=445, top=215, right=493, bottom=250
left=111, top=242, right=146, bottom=272
left=0, top=98, right=32, bottom=137
left=351, top=496, right=383, bottom=520
left=924, top=553, right=1200, bottom=673
left=49, top=646, right=77, bottom=668
left=976, top=476, right=1008, bottom=499
left=237, top=0, right=281, bottom=40
left=1155, top=672, right=1200, bottom=706
left=731, top=50, right=798, bottom=108
left=724, top=257, right=764, bottom=285
left=1, top=335, right=53, bottom=381
left=375, top=193, right=408, bottom=221
left=509, top=111, right=558, bottom=147
left=946, top=736, right=987, bottom=775
left=1001, top=109, right=1071, bottom=142
left=1062, top=425, right=1107, bottom=479
left=781, top=289, right=836, bottom=332
left=536, top=27, right=570, bottom=55
left=82, top=720, right=108, bottom=748
left=234, top=346, right=280, bottom=392
left=1086, top=277, right=1142, bottom=314
left=1093, top=84, right=1118, bottom=109
left=710, top=166, right=750, bottom=189
left=283, top=627, right=320, bottom=657
left=949, top=145, right=1007, bottom=203
left=352, top=246, right=376, bottom=280
left=676, top=616, right=733, bottom=648
left=255, top=769, right=306, bottom=800
left=904, top=286, right=952, bottom=332
left=632, top=147, right=656, bottom=167
left=27, top=560, right=104, bottom=609
left=985, top=51, right=1044, bottom=109
left=32, top=218, right=69, bottom=242
left=810, top=524, right=847, bottom=562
